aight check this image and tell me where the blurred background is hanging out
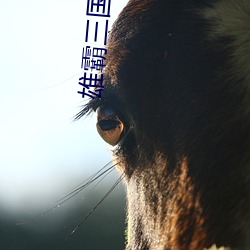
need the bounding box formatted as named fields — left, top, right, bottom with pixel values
left=0, top=0, right=128, bottom=249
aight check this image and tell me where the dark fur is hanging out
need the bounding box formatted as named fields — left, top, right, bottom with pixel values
left=80, top=0, right=250, bottom=249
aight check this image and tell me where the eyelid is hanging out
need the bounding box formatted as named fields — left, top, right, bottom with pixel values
left=93, top=99, right=122, bottom=118
left=91, top=98, right=103, bottom=112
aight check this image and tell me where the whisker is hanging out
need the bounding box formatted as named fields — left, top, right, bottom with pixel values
left=30, top=71, right=85, bottom=91
left=85, top=165, right=116, bottom=195
left=57, top=166, right=116, bottom=231
left=56, top=172, right=125, bottom=250
left=55, top=162, right=118, bottom=204
left=16, top=161, right=118, bottom=225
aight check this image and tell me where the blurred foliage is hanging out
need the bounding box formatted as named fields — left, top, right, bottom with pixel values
left=0, top=184, right=126, bottom=250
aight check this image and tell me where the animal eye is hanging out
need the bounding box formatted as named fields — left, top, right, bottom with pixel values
left=96, top=105, right=125, bottom=146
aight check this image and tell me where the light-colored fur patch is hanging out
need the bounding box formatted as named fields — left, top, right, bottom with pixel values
left=202, top=0, right=250, bottom=111
left=204, top=245, right=230, bottom=250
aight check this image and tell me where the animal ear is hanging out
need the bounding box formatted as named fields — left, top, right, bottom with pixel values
left=96, top=105, right=125, bottom=146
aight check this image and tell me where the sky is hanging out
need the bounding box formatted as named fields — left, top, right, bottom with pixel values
left=0, top=0, right=128, bottom=214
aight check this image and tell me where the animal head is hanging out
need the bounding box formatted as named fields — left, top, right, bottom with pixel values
left=79, top=0, right=250, bottom=249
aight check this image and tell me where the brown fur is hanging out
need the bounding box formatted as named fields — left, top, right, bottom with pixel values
left=80, top=0, right=250, bottom=249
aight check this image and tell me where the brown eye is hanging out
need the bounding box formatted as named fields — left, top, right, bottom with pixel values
left=96, top=105, right=125, bottom=146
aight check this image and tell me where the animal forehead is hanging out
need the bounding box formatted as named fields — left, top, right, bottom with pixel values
left=104, top=0, right=209, bottom=87
left=104, top=0, right=250, bottom=91
left=99, top=0, right=250, bottom=131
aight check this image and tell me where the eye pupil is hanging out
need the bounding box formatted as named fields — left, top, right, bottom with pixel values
left=97, top=120, right=120, bottom=131
left=96, top=105, right=125, bottom=146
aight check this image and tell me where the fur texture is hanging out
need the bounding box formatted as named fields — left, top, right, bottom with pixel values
left=202, top=0, right=250, bottom=114
left=80, top=0, right=250, bottom=249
